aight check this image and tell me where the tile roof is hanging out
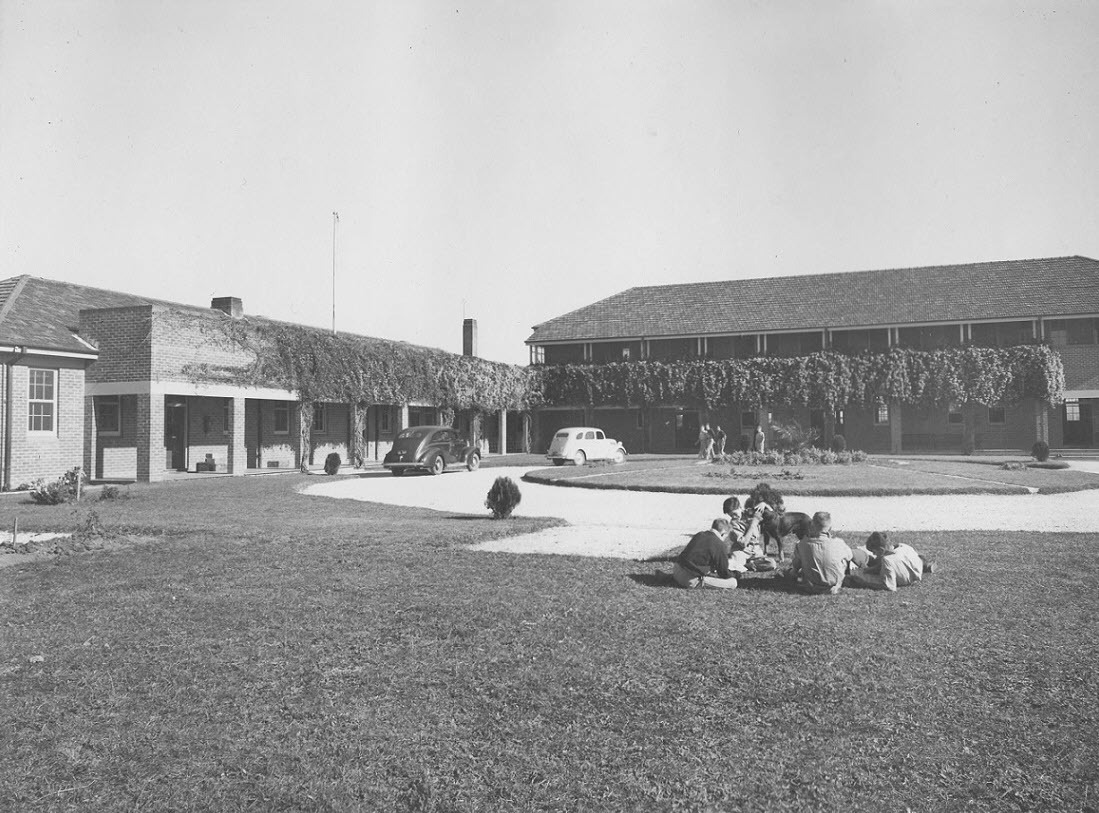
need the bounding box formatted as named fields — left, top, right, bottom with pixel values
left=0, top=275, right=460, bottom=358
left=526, top=256, right=1099, bottom=343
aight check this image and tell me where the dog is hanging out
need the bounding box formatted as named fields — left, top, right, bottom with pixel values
left=757, top=508, right=812, bottom=561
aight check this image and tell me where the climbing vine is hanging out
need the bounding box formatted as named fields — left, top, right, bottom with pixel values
left=183, top=316, right=540, bottom=412
left=534, top=345, right=1065, bottom=409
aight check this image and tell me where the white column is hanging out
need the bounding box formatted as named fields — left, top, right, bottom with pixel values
left=498, top=409, right=508, bottom=455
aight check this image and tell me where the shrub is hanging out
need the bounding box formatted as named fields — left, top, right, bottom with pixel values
left=485, top=476, right=522, bottom=519
left=1031, top=440, right=1051, bottom=462
left=771, top=419, right=820, bottom=453
left=830, top=434, right=847, bottom=453
left=1001, top=461, right=1027, bottom=471
left=323, top=452, right=342, bottom=475
left=98, top=485, right=126, bottom=501
left=29, top=467, right=86, bottom=505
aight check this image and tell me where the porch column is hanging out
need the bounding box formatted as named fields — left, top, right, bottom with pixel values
left=226, top=397, right=247, bottom=474
left=84, top=395, right=96, bottom=479
left=397, top=404, right=409, bottom=432
left=497, top=409, right=507, bottom=455
left=521, top=412, right=532, bottom=453
left=823, top=410, right=836, bottom=449
left=1034, top=399, right=1050, bottom=446
left=136, top=394, right=166, bottom=483
left=890, top=401, right=903, bottom=453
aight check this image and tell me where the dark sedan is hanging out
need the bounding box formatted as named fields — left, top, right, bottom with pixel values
left=382, top=425, right=481, bottom=476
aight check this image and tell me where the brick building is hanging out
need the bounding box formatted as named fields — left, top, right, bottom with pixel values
left=0, top=276, right=518, bottom=486
left=525, top=256, right=1099, bottom=454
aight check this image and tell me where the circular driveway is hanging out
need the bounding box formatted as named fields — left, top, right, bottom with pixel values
left=304, top=462, right=1099, bottom=559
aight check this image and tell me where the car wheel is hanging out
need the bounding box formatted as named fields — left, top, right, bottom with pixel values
left=466, top=452, right=480, bottom=472
left=572, top=450, right=586, bottom=466
left=613, top=447, right=626, bottom=464
left=428, top=454, right=445, bottom=476
left=391, top=469, right=404, bottom=477
left=552, top=459, right=566, bottom=467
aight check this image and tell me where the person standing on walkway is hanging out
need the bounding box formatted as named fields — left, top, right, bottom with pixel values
left=712, top=425, right=727, bottom=457
left=752, top=423, right=766, bottom=453
left=699, top=423, right=714, bottom=461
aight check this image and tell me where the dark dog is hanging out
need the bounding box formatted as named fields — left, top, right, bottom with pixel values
left=758, top=508, right=812, bottom=561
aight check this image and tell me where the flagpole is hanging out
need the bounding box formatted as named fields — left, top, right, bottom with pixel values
left=332, top=211, right=339, bottom=334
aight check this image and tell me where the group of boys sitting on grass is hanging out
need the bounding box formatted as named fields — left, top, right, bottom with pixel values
left=668, top=495, right=934, bottom=594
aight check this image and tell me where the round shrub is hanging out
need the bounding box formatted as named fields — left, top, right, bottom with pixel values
left=323, top=452, right=342, bottom=475
left=830, top=434, right=847, bottom=453
left=1031, top=440, right=1050, bottom=462
left=485, top=476, right=522, bottom=519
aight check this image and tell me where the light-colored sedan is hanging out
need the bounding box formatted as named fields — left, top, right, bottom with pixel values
left=547, top=427, right=627, bottom=466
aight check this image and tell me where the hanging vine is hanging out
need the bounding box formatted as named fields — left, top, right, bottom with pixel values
left=535, top=345, right=1065, bottom=409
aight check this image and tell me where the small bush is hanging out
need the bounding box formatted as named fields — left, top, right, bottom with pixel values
left=98, top=485, right=126, bottom=501
left=485, top=476, right=522, bottom=519
left=830, top=434, right=847, bottom=453
left=1031, top=441, right=1051, bottom=462
left=324, top=452, right=342, bottom=475
left=29, top=467, right=86, bottom=505
left=771, top=419, right=820, bottom=453
left=1000, top=461, right=1027, bottom=471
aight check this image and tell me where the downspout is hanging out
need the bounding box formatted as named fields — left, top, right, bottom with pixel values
left=4, top=346, right=27, bottom=491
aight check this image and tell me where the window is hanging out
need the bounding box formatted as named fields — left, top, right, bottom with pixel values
left=98, top=395, right=121, bottom=436
left=948, top=405, right=963, bottom=425
left=312, top=404, right=326, bottom=434
left=28, top=369, right=56, bottom=433
left=621, top=346, right=631, bottom=361
left=1065, top=399, right=1081, bottom=422
left=1067, top=318, right=1098, bottom=345
left=380, top=408, right=392, bottom=433
left=274, top=403, right=290, bottom=434
left=636, top=410, right=644, bottom=429
left=988, top=407, right=1006, bottom=425
left=741, top=411, right=757, bottom=430
left=875, top=403, right=890, bottom=425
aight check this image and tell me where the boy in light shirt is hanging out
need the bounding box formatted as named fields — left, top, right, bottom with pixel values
left=848, top=532, right=924, bottom=591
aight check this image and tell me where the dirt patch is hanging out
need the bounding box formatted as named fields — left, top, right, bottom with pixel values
left=0, top=526, right=155, bottom=569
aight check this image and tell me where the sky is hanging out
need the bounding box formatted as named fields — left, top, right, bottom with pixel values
left=1, top=1, right=1097, bottom=365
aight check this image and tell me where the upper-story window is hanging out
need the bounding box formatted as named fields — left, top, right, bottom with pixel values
left=274, top=403, right=290, bottom=434
left=312, top=404, right=327, bottom=434
left=1046, top=318, right=1098, bottom=346
left=98, top=395, right=121, bottom=436
left=28, top=369, right=57, bottom=433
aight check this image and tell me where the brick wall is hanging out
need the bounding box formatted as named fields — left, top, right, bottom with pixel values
left=1058, top=345, right=1099, bottom=391
left=79, top=306, right=154, bottom=383
left=5, top=359, right=87, bottom=486
left=149, top=307, right=255, bottom=382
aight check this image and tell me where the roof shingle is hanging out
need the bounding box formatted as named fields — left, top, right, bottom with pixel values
left=526, top=256, right=1099, bottom=343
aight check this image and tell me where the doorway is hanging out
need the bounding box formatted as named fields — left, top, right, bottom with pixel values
left=165, top=400, right=187, bottom=470
left=1062, top=399, right=1094, bottom=447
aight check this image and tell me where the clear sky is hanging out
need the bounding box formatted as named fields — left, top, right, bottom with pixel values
left=2, top=1, right=1096, bottom=365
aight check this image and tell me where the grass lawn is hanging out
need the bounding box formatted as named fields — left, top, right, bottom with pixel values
left=1, top=475, right=1097, bottom=811
left=526, top=455, right=1099, bottom=496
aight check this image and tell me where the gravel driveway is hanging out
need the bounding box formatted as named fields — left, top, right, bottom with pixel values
left=304, top=463, right=1099, bottom=559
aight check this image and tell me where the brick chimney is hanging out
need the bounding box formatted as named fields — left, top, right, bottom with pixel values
left=211, top=297, right=243, bottom=318
left=463, top=318, right=478, bottom=357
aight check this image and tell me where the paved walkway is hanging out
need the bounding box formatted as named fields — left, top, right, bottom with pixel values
left=304, top=462, right=1099, bottom=559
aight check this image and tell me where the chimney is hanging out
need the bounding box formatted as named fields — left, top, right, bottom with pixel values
left=463, top=318, right=478, bottom=357
left=211, top=297, right=243, bottom=318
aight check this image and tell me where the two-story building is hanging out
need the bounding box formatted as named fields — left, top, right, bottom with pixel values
left=525, top=256, right=1099, bottom=454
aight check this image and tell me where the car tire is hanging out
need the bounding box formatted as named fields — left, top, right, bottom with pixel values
left=613, top=447, right=626, bottom=464
left=552, top=459, right=565, bottom=467
left=428, top=454, right=445, bottom=476
left=572, top=450, right=586, bottom=466
left=391, top=469, right=405, bottom=477
left=466, top=452, right=480, bottom=472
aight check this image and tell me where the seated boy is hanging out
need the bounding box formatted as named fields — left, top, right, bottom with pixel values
left=672, top=518, right=739, bottom=589
left=787, top=511, right=851, bottom=595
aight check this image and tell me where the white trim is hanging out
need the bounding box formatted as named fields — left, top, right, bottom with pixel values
left=27, top=367, right=58, bottom=435
left=85, top=380, right=297, bottom=399
left=0, top=345, right=98, bottom=360
left=1065, top=390, right=1099, bottom=399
